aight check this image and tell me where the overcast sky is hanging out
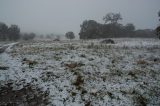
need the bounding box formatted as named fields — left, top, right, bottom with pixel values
left=0, top=0, right=160, bottom=35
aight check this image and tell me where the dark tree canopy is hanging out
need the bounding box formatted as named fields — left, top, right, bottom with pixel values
left=79, top=20, right=101, bottom=39
left=156, top=26, right=160, bottom=39
left=125, top=23, right=135, bottom=32
left=79, top=20, right=138, bottom=39
left=123, top=23, right=135, bottom=36
left=0, top=22, right=8, bottom=40
left=0, top=21, right=37, bottom=41
left=155, top=10, right=160, bottom=39
left=0, top=22, right=21, bottom=41
left=79, top=13, right=156, bottom=39
left=156, top=10, right=160, bottom=39
left=8, top=25, right=20, bottom=41
left=65, top=31, right=75, bottom=40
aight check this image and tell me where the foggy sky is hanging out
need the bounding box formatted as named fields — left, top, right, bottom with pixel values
left=0, top=0, right=160, bottom=35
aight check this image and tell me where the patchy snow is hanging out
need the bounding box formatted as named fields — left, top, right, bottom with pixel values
left=0, top=38, right=160, bottom=106
left=4, top=42, right=19, bottom=52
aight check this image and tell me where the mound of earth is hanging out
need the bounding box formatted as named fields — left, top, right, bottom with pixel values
left=100, top=39, right=115, bottom=44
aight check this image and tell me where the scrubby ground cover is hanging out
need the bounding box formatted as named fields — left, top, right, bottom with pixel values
left=0, top=38, right=160, bottom=106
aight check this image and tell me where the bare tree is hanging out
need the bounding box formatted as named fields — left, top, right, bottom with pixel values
left=103, top=13, right=122, bottom=24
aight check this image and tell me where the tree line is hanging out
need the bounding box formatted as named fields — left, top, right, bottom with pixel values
left=156, top=11, right=160, bottom=39
left=0, top=22, right=36, bottom=41
left=1, top=12, right=159, bottom=41
left=79, top=13, right=156, bottom=39
left=0, top=21, right=75, bottom=41
left=0, top=22, right=20, bottom=41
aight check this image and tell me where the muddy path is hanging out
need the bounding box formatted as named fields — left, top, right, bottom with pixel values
left=0, top=45, right=9, bottom=53
left=0, top=42, right=50, bottom=106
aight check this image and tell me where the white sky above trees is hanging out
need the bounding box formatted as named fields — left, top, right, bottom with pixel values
left=0, top=0, right=159, bottom=35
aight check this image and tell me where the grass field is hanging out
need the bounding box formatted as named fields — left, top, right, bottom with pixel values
left=0, top=38, right=160, bottom=106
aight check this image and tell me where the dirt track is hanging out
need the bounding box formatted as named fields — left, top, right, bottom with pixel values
left=0, top=45, right=9, bottom=53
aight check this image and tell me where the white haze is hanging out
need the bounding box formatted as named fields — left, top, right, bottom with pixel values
left=0, top=0, right=160, bottom=35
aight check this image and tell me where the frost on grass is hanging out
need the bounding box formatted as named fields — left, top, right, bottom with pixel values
left=0, top=38, right=160, bottom=106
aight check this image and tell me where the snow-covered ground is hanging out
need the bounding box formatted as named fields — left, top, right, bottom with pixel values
left=0, top=38, right=160, bottom=106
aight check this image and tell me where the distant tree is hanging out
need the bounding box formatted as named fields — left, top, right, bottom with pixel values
left=156, top=10, right=160, bottom=39
left=50, top=33, right=55, bottom=37
left=0, top=22, right=8, bottom=40
left=103, top=13, right=122, bottom=24
left=53, top=35, right=60, bottom=41
left=156, top=26, right=160, bottom=39
left=46, top=34, right=52, bottom=39
left=124, top=23, right=135, bottom=37
left=21, top=33, right=36, bottom=41
left=56, top=35, right=60, bottom=40
left=39, top=34, right=44, bottom=39
left=65, top=31, right=75, bottom=40
left=125, top=23, right=135, bottom=32
left=8, top=25, right=20, bottom=41
left=135, top=29, right=156, bottom=38
left=29, top=33, right=36, bottom=40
